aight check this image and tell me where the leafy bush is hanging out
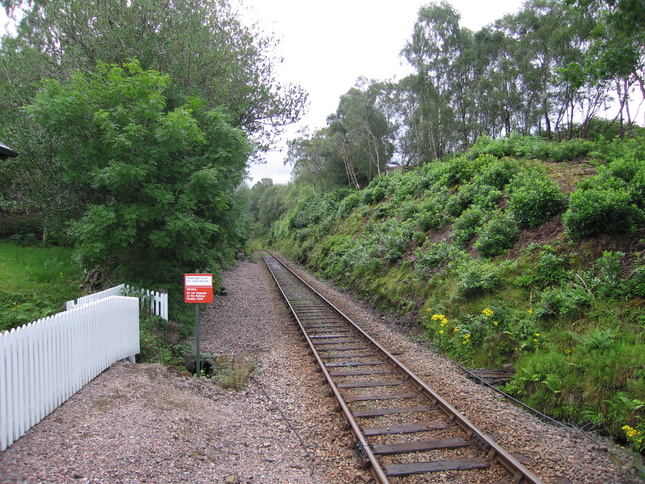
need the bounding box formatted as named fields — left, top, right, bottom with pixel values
left=363, top=186, right=386, bottom=204
left=468, top=134, right=524, bottom=158
left=416, top=193, right=450, bottom=231
left=451, top=206, right=487, bottom=248
left=469, top=134, right=594, bottom=162
left=589, top=251, right=626, bottom=298
left=27, top=61, right=252, bottom=288
left=445, top=186, right=472, bottom=217
left=516, top=249, right=570, bottom=289
left=563, top=187, right=643, bottom=239
left=606, top=157, right=645, bottom=208
left=414, top=240, right=467, bottom=279
left=379, top=222, right=411, bottom=263
left=508, top=170, right=566, bottom=228
left=549, top=138, right=595, bottom=162
left=457, top=259, right=503, bottom=296
left=336, top=190, right=362, bottom=218
left=476, top=157, right=521, bottom=189
left=563, top=156, right=645, bottom=239
left=537, top=283, right=593, bottom=319
left=448, top=154, right=498, bottom=184
left=629, top=265, right=645, bottom=298
left=472, top=185, right=503, bottom=210
left=138, top=313, right=186, bottom=365
left=473, top=212, right=519, bottom=257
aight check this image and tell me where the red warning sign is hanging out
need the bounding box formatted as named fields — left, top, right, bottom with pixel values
left=184, top=273, right=214, bottom=303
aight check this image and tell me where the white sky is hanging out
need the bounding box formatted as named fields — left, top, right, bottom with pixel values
left=1, top=1, right=526, bottom=185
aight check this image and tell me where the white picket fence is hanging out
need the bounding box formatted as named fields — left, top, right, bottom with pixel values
left=66, top=284, right=168, bottom=320
left=65, top=284, right=126, bottom=310
left=0, top=295, right=140, bottom=452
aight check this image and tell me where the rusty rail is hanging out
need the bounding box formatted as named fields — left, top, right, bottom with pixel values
left=261, top=250, right=544, bottom=484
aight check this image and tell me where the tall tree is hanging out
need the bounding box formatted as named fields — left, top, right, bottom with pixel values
left=331, top=80, right=394, bottom=183
left=24, top=60, right=252, bottom=285
left=566, top=0, right=645, bottom=133
left=286, top=128, right=348, bottom=192
left=401, top=2, right=464, bottom=159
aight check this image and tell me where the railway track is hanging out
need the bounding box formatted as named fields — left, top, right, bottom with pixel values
left=261, top=250, right=544, bottom=484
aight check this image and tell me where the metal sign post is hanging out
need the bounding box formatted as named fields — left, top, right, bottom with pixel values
left=195, top=303, right=201, bottom=374
left=184, top=274, right=214, bottom=376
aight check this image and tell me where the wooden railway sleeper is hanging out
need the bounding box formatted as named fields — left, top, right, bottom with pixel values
left=486, top=445, right=499, bottom=463
left=262, top=251, right=543, bottom=484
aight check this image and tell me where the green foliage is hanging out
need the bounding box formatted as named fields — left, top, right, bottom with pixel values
left=451, top=206, right=487, bottom=248
left=508, top=169, right=567, bottom=228
left=137, top=313, right=186, bottom=366
left=516, top=247, right=571, bottom=289
left=457, top=259, right=504, bottom=296
left=537, top=283, right=593, bottom=319
left=380, top=221, right=411, bottom=263
left=414, top=241, right=468, bottom=279
left=563, top=156, right=645, bottom=239
left=476, top=157, right=521, bottom=189
left=24, top=61, right=251, bottom=288
left=564, top=187, right=642, bottom=239
left=363, top=186, right=386, bottom=204
left=629, top=264, right=645, bottom=298
left=590, top=251, right=626, bottom=298
left=468, top=135, right=595, bottom=162
left=473, top=212, right=519, bottom=258
left=0, top=242, right=83, bottom=332
left=0, top=0, right=306, bottom=138
left=415, top=192, right=450, bottom=232
left=336, top=190, right=362, bottom=218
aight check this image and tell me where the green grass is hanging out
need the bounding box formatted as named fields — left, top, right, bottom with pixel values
left=0, top=242, right=84, bottom=331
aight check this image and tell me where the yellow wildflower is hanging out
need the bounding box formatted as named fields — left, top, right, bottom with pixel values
left=439, top=330, right=444, bottom=335
left=493, top=321, right=499, bottom=326
left=482, top=308, right=494, bottom=317
left=622, top=425, right=639, bottom=438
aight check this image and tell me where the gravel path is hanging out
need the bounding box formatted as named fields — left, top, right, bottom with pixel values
left=1, top=254, right=643, bottom=483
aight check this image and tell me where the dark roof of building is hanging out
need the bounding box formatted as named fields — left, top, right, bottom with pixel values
left=0, top=142, right=18, bottom=160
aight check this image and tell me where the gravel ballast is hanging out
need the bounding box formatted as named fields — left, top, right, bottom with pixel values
left=1, top=255, right=643, bottom=483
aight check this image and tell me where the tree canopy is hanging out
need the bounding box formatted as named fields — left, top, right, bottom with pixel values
left=1, top=0, right=307, bottom=144
left=23, top=60, right=252, bottom=286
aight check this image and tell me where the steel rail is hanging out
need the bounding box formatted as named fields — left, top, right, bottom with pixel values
left=261, top=250, right=544, bottom=484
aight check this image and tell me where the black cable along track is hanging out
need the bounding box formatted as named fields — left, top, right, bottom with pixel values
left=261, top=250, right=544, bottom=484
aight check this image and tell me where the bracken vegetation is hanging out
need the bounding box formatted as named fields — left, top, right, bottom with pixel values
left=264, top=134, right=645, bottom=454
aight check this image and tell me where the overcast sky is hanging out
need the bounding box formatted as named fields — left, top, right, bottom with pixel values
left=1, top=0, right=526, bottom=185
left=240, top=0, right=526, bottom=185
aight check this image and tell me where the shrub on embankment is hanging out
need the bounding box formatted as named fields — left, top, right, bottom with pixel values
left=267, top=134, right=645, bottom=454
